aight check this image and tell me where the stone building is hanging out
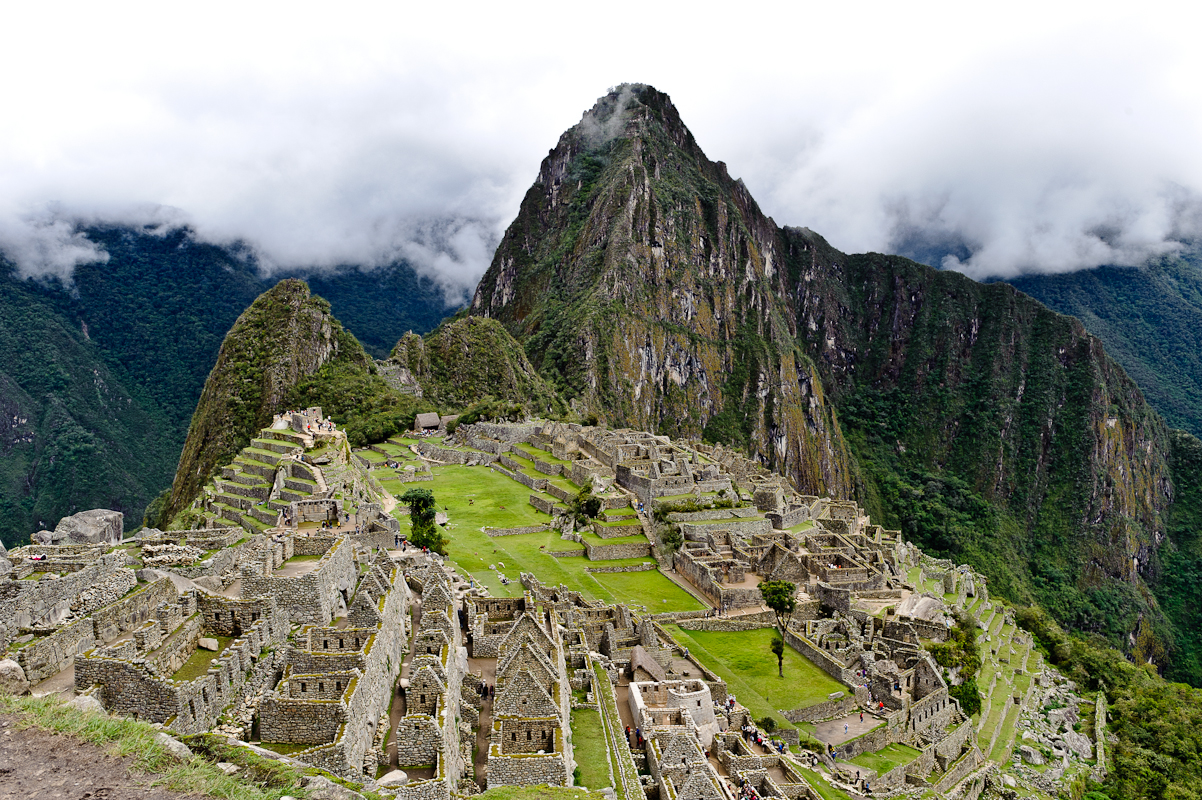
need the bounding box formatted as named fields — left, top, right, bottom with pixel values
left=486, top=607, right=575, bottom=788
left=75, top=591, right=288, bottom=734
left=259, top=551, right=411, bottom=779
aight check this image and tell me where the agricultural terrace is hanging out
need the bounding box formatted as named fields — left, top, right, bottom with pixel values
left=386, top=457, right=703, bottom=612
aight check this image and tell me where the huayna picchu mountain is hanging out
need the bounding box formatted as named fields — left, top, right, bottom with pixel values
left=470, top=83, right=1202, bottom=681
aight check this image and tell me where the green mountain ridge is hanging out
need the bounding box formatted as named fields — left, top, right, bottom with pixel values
left=1006, top=248, right=1202, bottom=438
left=470, top=83, right=1202, bottom=681
left=0, top=227, right=453, bottom=548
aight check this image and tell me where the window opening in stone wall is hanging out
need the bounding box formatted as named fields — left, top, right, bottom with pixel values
left=319, top=682, right=324, bottom=692
left=337, top=681, right=342, bottom=691
left=527, top=731, right=532, bottom=740
left=324, top=640, right=329, bottom=649
left=339, top=639, right=344, bottom=648
left=421, top=694, right=426, bottom=704
left=302, top=682, right=307, bottom=692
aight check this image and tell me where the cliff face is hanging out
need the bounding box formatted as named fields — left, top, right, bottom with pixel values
left=162, top=279, right=356, bottom=521
left=471, top=84, right=1199, bottom=672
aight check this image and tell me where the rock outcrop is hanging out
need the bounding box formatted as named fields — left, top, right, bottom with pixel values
left=32, top=509, right=123, bottom=547
left=161, top=280, right=359, bottom=523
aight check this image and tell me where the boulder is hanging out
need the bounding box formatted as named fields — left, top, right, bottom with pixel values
left=0, top=659, right=30, bottom=695
left=1018, top=744, right=1045, bottom=765
left=304, top=775, right=366, bottom=800
left=198, top=638, right=220, bottom=651
left=136, top=567, right=168, bottom=583
left=67, top=694, right=106, bottom=714
left=216, top=762, right=241, bottom=775
left=153, top=731, right=193, bottom=761
left=377, top=770, right=409, bottom=787
left=1063, top=729, right=1094, bottom=759
left=33, top=509, right=124, bottom=547
left=0, top=556, right=11, bottom=575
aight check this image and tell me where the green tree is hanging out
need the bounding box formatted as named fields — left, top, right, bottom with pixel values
left=400, top=488, right=447, bottom=555
left=770, top=635, right=785, bottom=678
left=568, top=486, right=602, bottom=527
left=759, top=580, right=798, bottom=630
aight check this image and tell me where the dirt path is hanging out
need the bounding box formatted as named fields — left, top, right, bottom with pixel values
left=467, top=657, right=497, bottom=788
left=0, top=714, right=187, bottom=799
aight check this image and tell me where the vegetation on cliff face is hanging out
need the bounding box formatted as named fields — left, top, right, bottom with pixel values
left=390, top=315, right=566, bottom=416
left=1008, top=247, right=1202, bottom=439
left=468, top=83, right=1202, bottom=681
left=0, top=261, right=174, bottom=548
left=160, top=280, right=352, bottom=523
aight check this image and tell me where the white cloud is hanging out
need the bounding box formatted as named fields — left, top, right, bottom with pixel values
left=0, top=1, right=1199, bottom=287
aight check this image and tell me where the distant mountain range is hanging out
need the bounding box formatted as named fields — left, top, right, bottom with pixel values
left=0, top=226, right=453, bottom=549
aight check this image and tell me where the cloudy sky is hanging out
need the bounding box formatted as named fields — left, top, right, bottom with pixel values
left=2, top=1, right=1200, bottom=295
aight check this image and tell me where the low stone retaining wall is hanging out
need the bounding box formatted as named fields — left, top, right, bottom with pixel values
left=529, top=495, right=565, bottom=515
left=547, top=549, right=585, bottom=558
left=677, top=618, right=772, bottom=632
left=584, top=540, right=651, bottom=561
left=781, top=693, right=859, bottom=723
left=585, top=562, right=657, bottom=573
left=484, top=525, right=550, bottom=537
left=17, top=615, right=97, bottom=684
left=416, top=442, right=497, bottom=466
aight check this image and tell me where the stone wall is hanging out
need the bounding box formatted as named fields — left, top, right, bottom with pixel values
left=529, top=495, right=565, bottom=515
left=241, top=535, right=356, bottom=624
left=417, top=442, right=497, bottom=466
left=485, top=525, right=551, bottom=537
left=1, top=553, right=131, bottom=641
left=781, top=692, right=859, bottom=723
left=585, top=540, right=651, bottom=561
left=781, top=627, right=855, bottom=684
left=17, top=615, right=97, bottom=684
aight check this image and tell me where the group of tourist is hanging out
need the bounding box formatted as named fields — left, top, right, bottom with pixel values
left=625, top=725, right=644, bottom=748
left=476, top=682, right=495, bottom=700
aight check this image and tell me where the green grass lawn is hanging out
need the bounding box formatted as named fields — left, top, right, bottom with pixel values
left=850, top=742, right=922, bottom=774
left=171, top=636, right=233, bottom=682
left=571, top=708, right=613, bottom=790
left=592, top=571, right=702, bottom=613
left=388, top=464, right=699, bottom=609
left=283, top=554, right=321, bottom=563
left=514, top=442, right=573, bottom=466
left=665, top=626, right=846, bottom=729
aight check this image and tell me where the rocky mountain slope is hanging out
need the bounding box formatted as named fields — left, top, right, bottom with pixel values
left=470, top=84, right=1202, bottom=680
left=390, top=315, right=565, bottom=415
left=160, top=280, right=363, bottom=523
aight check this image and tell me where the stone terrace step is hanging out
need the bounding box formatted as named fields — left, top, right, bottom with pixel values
left=260, top=429, right=307, bottom=446
left=235, top=456, right=276, bottom=478
left=225, top=470, right=262, bottom=486
left=243, top=447, right=284, bottom=466
left=279, top=488, right=310, bottom=502
left=247, top=505, right=277, bottom=525
left=212, top=503, right=244, bottom=525
left=216, top=480, right=270, bottom=501
left=251, top=438, right=295, bottom=455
